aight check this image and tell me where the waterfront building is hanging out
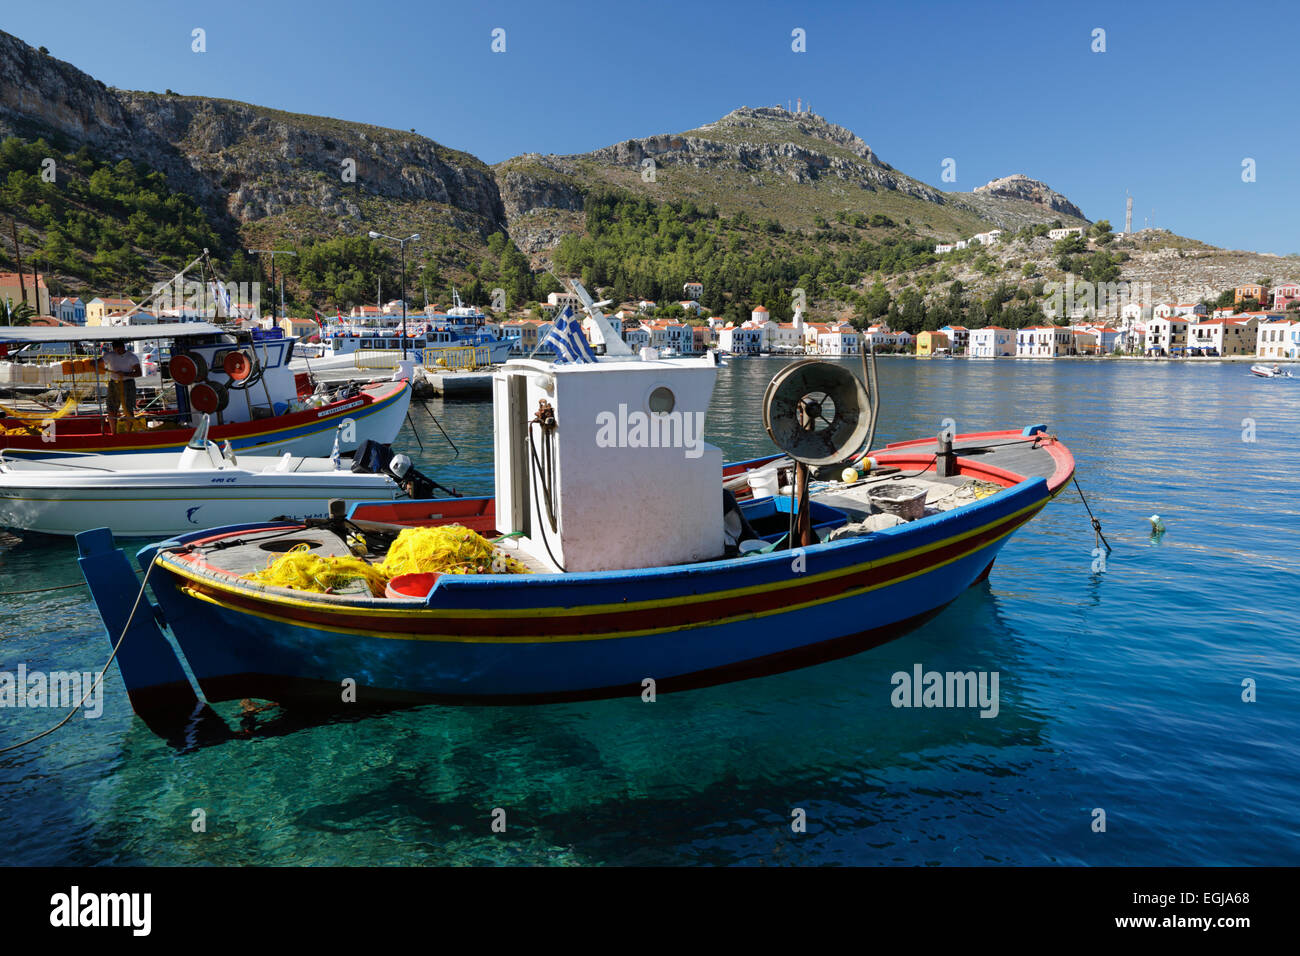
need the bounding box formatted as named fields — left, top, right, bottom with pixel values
left=916, top=330, right=950, bottom=356
left=816, top=323, right=860, bottom=356
left=1145, top=316, right=1189, bottom=355
left=1256, top=318, right=1300, bottom=359
left=969, top=326, right=1014, bottom=357
left=1188, top=317, right=1259, bottom=356
left=54, top=296, right=86, bottom=324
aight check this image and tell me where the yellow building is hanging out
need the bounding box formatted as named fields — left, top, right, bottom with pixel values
left=0, top=272, right=50, bottom=316
left=277, top=316, right=320, bottom=338
left=85, top=297, right=137, bottom=326
left=916, top=330, right=950, bottom=356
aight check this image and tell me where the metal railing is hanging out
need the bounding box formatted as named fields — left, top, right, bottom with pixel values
left=421, top=345, right=491, bottom=370
left=353, top=349, right=406, bottom=369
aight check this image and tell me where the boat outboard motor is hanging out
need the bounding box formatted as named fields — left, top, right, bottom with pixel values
left=388, top=452, right=456, bottom=500
left=352, top=439, right=396, bottom=475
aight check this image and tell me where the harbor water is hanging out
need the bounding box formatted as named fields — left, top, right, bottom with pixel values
left=1, top=357, right=1297, bottom=865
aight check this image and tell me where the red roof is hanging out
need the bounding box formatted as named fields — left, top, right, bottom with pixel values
left=0, top=272, right=47, bottom=288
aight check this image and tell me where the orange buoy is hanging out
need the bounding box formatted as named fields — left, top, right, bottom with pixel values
left=189, top=381, right=229, bottom=414
left=223, top=349, right=253, bottom=381
left=61, top=360, right=74, bottom=375
left=170, top=351, right=208, bottom=386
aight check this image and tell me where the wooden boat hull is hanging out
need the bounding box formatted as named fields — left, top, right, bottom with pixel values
left=75, top=429, right=1073, bottom=715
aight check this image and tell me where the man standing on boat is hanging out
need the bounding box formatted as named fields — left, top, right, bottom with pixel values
left=103, top=340, right=141, bottom=431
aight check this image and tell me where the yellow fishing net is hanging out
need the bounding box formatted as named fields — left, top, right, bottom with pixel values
left=244, top=545, right=390, bottom=596
left=0, top=394, right=80, bottom=421
left=0, top=395, right=82, bottom=435
left=382, top=525, right=529, bottom=577
left=244, top=525, right=529, bottom=597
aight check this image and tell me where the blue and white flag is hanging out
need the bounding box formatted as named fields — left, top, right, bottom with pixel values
left=541, top=306, right=597, bottom=364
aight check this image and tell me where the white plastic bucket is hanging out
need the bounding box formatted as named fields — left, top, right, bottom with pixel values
left=747, top=468, right=780, bottom=499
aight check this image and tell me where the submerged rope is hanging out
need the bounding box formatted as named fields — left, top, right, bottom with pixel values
left=0, top=558, right=156, bottom=755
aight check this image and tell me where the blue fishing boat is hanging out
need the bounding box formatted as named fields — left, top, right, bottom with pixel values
left=77, top=345, right=1075, bottom=728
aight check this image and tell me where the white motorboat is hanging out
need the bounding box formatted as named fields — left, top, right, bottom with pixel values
left=0, top=419, right=406, bottom=537
left=1250, top=364, right=1292, bottom=378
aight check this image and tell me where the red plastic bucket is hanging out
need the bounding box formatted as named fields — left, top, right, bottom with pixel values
left=384, top=572, right=441, bottom=599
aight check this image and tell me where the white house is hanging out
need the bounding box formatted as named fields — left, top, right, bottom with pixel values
left=1145, top=316, right=1188, bottom=354
left=864, top=322, right=899, bottom=351
left=1016, top=325, right=1074, bottom=357
left=545, top=292, right=581, bottom=314
left=969, top=326, right=1014, bottom=357
left=623, top=325, right=651, bottom=350
left=1256, top=318, right=1300, bottom=359
left=767, top=310, right=806, bottom=352
left=939, top=325, right=970, bottom=353
left=816, top=323, right=860, bottom=355
left=1048, top=227, right=1085, bottom=241
left=682, top=281, right=703, bottom=300
left=1121, top=302, right=1153, bottom=324
left=717, top=324, right=762, bottom=354
left=1154, top=303, right=1197, bottom=320
left=971, top=229, right=1003, bottom=246
left=640, top=320, right=693, bottom=353
left=934, top=243, right=955, bottom=254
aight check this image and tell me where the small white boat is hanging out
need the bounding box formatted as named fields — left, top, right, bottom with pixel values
left=0, top=419, right=403, bottom=537
left=1250, top=364, right=1292, bottom=378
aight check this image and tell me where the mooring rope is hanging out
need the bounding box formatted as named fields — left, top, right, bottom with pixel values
left=0, top=580, right=88, bottom=596
left=0, top=558, right=156, bottom=755
left=1072, top=474, right=1111, bottom=552
left=0, top=565, right=145, bottom=596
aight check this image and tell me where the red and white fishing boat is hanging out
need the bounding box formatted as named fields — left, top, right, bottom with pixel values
left=0, top=322, right=410, bottom=456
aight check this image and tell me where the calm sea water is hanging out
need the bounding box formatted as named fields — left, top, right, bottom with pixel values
left=1, top=357, right=1297, bottom=866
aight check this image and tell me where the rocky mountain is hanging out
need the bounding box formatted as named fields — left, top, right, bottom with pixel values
left=496, top=106, right=1090, bottom=257
left=1, top=28, right=1117, bottom=311
left=0, top=29, right=506, bottom=263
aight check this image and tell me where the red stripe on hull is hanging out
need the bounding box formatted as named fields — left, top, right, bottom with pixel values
left=167, top=502, right=1043, bottom=639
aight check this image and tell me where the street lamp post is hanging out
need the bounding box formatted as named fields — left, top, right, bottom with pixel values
left=247, top=248, right=297, bottom=325
left=367, top=231, right=420, bottom=358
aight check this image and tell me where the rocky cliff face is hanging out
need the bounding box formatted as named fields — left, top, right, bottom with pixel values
left=0, top=32, right=221, bottom=214
left=0, top=29, right=507, bottom=243
left=115, top=92, right=506, bottom=237
left=970, top=173, right=1087, bottom=221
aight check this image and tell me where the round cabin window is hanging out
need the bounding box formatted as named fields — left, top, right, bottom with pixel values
left=648, top=386, right=675, bottom=415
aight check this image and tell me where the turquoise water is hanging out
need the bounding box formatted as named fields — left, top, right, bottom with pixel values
left=1, top=358, right=1297, bottom=865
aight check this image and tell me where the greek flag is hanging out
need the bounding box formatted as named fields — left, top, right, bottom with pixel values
left=541, top=307, right=597, bottom=364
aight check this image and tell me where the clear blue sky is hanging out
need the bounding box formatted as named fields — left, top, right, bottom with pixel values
left=7, top=0, right=1298, bottom=255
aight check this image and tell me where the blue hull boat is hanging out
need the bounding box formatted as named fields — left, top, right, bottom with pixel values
left=76, top=427, right=1074, bottom=721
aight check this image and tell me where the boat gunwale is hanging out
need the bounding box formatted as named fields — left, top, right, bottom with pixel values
left=147, top=466, right=1063, bottom=619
